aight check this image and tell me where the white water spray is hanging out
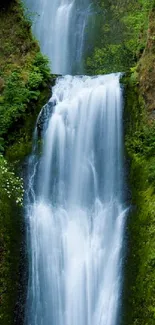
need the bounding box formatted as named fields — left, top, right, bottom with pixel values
left=25, top=74, right=126, bottom=325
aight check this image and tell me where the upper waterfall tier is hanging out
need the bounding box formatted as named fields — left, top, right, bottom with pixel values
left=25, top=0, right=90, bottom=74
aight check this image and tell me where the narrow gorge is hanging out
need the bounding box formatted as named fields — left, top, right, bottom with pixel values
left=0, top=1, right=155, bottom=325
left=24, top=1, right=127, bottom=324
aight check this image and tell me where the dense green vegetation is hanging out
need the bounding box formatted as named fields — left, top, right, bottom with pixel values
left=0, top=155, right=24, bottom=324
left=0, top=0, right=155, bottom=324
left=122, top=77, right=155, bottom=325
left=0, top=0, right=52, bottom=323
left=85, top=1, right=155, bottom=323
left=87, top=1, right=155, bottom=323
left=122, top=5, right=155, bottom=324
left=0, top=0, right=51, bottom=152
left=86, top=0, right=154, bottom=74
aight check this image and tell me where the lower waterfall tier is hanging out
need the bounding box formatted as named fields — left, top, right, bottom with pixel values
left=25, top=74, right=127, bottom=325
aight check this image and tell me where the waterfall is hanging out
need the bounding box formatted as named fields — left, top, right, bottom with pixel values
left=24, top=0, right=127, bottom=323
left=25, top=74, right=127, bottom=325
left=24, top=0, right=90, bottom=74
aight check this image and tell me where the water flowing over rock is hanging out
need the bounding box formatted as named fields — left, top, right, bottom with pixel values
left=25, top=0, right=90, bottom=74
left=24, top=0, right=127, bottom=324
left=25, top=74, right=127, bottom=325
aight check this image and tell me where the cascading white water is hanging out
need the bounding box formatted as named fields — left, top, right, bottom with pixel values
left=25, top=74, right=127, bottom=325
left=24, top=0, right=90, bottom=74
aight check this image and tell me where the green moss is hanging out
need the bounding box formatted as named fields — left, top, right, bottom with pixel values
left=122, top=72, right=155, bottom=325
left=0, top=155, right=23, bottom=324
left=86, top=0, right=154, bottom=75
left=0, top=1, right=154, bottom=324
left=0, top=0, right=52, bottom=149
left=0, top=1, right=53, bottom=323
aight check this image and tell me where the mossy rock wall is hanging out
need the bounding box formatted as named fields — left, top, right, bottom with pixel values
left=86, top=0, right=154, bottom=75
left=0, top=0, right=155, bottom=324
left=0, top=1, right=54, bottom=323
left=120, top=5, right=155, bottom=324
left=122, top=74, right=155, bottom=325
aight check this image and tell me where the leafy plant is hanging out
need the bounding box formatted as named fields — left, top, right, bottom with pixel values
left=0, top=154, right=24, bottom=205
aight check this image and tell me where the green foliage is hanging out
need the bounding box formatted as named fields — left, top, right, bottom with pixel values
left=0, top=51, right=50, bottom=144
left=85, top=0, right=154, bottom=74
left=126, top=122, right=155, bottom=159
left=33, top=52, right=51, bottom=79
left=147, top=157, right=155, bottom=185
left=123, top=76, right=155, bottom=325
left=86, top=45, right=127, bottom=75
left=0, top=0, right=51, bottom=149
left=0, top=154, right=23, bottom=204
left=0, top=1, right=51, bottom=323
left=0, top=154, right=23, bottom=324
left=28, top=53, right=51, bottom=89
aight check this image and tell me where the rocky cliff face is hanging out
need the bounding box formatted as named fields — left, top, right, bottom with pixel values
left=122, top=4, right=155, bottom=325
left=0, top=1, right=155, bottom=324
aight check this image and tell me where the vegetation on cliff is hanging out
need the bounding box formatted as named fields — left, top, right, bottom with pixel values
left=86, top=0, right=155, bottom=323
left=86, top=0, right=154, bottom=75
left=0, top=0, right=51, bottom=323
left=87, top=1, right=155, bottom=323
left=0, top=0, right=51, bottom=152
left=0, top=155, right=24, bottom=324
left=0, top=0, right=155, bottom=324
left=123, top=80, right=155, bottom=325
left=122, top=4, right=155, bottom=325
